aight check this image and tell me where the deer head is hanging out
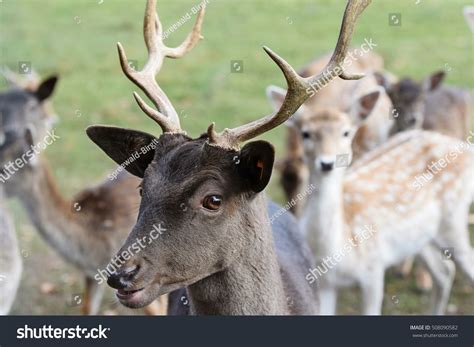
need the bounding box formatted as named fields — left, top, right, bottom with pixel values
left=87, top=0, right=370, bottom=308
left=286, top=90, right=381, bottom=175
left=0, top=74, right=58, bottom=192
left=375, top=71, right=445, bottom=134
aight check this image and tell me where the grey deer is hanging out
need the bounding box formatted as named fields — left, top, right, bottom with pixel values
left=0, top=72, right=165, bottom=315
left=375, top=70, right=473, bottom=289
left=375, top=71, right=472, bottom=138
left=87, top=0, right=370, bottom=315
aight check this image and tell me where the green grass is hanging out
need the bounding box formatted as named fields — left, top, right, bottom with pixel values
left=0, top=0, right=472, bottom=314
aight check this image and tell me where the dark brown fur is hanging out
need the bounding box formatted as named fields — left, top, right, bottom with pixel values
left=88, top=128, right=318, bottom=315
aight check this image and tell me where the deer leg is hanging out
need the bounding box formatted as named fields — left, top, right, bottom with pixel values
left=360, top=269, right=384, bottom=315
left=468, top=213, right=474, bottom=225
left=81, top=277, right=91, bottom=315
left=436, top=212, right=473, bottom=284
left=318, top=286, right=337, bottom=315
left=395, top=257, right=414, bottom=278
left=418, top=244, right=455, bottom=315
left=447, top=227, right=474, bottom=284
left=394, top=255, right=435, bottom=291
left=414, top=264, right=433, bottom=292
left=453, top=249, right=474, bottom=284
left=143, top=295, right=168, bottom=316
left=82, top=277, right=104, bottom=315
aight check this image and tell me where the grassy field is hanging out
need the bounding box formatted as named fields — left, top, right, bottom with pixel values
left=1, top=0, right=473, bottom=315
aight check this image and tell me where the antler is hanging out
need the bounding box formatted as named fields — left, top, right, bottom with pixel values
left=118, top=0, right=206, bottom=133
left=208, top=0, right=371, bottom=149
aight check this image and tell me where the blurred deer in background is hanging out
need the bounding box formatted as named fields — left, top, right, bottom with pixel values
left=1, top=67, right=58, bottom=127
left=465, top=6, right=474, bottom=32
left=269, top=69, right=440, bottom=294
left=375, top=70, right=473, bottom=290
left=267, top=72, right=393, bottom=216
left=0, top=72, right=165, bottom=315
left=293, top=96, right=474, bottom=314
left=86, top=0, right=374, bottom=315
left=266, top=38, right=389, bottom=217
left=375, top=71, right=472, bottom=139
left=0, top=187, right=22, bottom=315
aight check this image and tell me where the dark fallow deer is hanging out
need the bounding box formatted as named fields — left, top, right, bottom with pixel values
left=375, top=71, right=472, bottom=139
left=0, top=73, right=166, bottom=315
left=87, top=0, right=371, bottom=315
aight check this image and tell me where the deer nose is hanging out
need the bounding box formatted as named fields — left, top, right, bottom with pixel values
left=321, top=161, right=334, bottom=172
left=107, top=265, right=140, bottom=289
left=316, top=156, right=336, bottom=172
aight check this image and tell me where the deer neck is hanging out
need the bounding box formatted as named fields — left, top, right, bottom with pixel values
left=187, top=194, right=288, bottom=315
left=302, top=168, right=345, bottom=260
left=14, top=158, right=91, bottom=271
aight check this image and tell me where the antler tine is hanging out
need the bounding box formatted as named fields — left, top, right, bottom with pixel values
left=166, top=6, right=206, bottom=58
left=118, top=0, right=206, bottom=134
left=309, top=0, right=370, bottom=82
left=208, top=0, right=371, bottom=149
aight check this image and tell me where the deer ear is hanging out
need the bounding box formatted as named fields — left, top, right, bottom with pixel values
left=35, top=75, right=58, bottom=101
left=350, top=90, right=380, bottom=125
left=373, top=71, right=399, bottom=96
left=266, top=85, right=308, bottom=120
left=373, top=71, right=390, bottom=89
left=423, top=71, right=445, bottom=92
left=86, top=125, right=158, bottom=178
left=238, top=141, right=275, bottom=193
left=266, top=85, right=286, bottom=111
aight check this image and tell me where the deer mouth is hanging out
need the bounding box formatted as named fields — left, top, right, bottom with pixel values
left=116, top=287, right=145, bottom=301
left=115, top=282, right=162, bottom=309
left=114, top=272, right=212, bottom=309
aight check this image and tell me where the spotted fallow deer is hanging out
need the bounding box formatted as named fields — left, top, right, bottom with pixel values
left=267, top=74, right=393, bottom=216
left=267, top=43, right=386, bottom=216
left=293, top=99, right=474, bottom=314
left=0, top=187, right=22, bottom=315
left=0, top=74, right=167, bottom=315
left=374, top=70, right=473, bottom=289
left=86, top=0, right=373, bottom=315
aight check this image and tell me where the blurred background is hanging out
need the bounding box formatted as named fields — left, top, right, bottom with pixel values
left=0, top=0, right=472, bottom=314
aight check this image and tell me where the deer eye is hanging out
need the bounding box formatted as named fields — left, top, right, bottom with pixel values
left=202, top=195, right=222, bottom=211
left=301, top=131, right=310, bottom=139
